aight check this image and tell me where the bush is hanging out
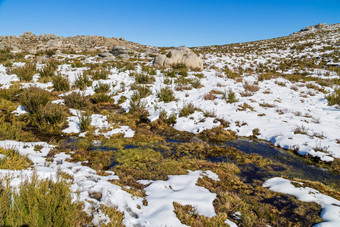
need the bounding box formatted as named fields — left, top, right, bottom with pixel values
left=38, top=61, right=58, bottom=81
left=91, top=93, right=113, bottom=104
left=134, top=73, right=155, bottom=84
left=34, top=103, right=68, bottom=133
left=64, top=92, right=89, bottom=109
left=53, top=74, right=70, bottom=91
left=129, top=91, right=147, bottom=115
left=179, top=103, right=196, bottom=117
left=326, top=88, right=340, bottom=106
left=8, top=62, right=37, bottom=81
left=132, top=85, right=152, bottom=98
left=223, top=89, right=238, bottom=103
left=0, top=148, right=32, bottom=170
left=89, top=67, right=110, bottom=80
left=157, top=87, right=176, bottom=103
left=0, top=174, right=88, bottom=226
left=94, top=82, right=110, bottom=93
left=19, top=86, right=51, bottom=113
left=78, top=113, right=91, bottom=132
left=74, top=73, right=92, bottom=90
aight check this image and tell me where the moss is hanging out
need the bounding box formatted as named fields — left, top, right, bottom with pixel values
left=198, top=127, right=237, bottom=142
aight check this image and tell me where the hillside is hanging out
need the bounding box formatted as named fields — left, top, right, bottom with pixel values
left=0, top=24, right=339, bottom=226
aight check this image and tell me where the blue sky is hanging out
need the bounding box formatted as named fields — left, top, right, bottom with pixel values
left=0, top=0, right=339, bottom=47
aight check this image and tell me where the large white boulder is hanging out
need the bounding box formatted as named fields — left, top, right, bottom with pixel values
left=154, top=47, right=203, bottom=70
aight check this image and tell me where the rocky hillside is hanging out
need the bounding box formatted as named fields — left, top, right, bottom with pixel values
left=0, top=31, right=149, bottom=54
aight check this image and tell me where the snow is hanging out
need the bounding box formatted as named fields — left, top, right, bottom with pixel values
left=263, top=177, right=340, bottom=227
left=137, top=170, right=219, bottom=226
left=0, top=139, right=220, bottom=226
left=12, top=105, right=28, bottom=115
left=0, top=64, right=19, bottom=88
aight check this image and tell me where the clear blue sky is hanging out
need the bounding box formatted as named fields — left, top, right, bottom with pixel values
left=0, top=0, right=339, bottom=47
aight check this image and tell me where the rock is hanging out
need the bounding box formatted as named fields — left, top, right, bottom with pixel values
left=20, top=31, right=37, bottom=40
left=39, top=34, right=57, bottom=41
left=98, top=51, right=116, bottom=61
left=109, top=46, right=136, bottom=58
left=153, top=47, right=203, bottom=70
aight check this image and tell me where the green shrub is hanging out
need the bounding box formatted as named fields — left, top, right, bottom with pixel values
left=38, top=61, right=58, bottom=81
left=129, top=91, right=147, bottom=115
left=223, top=89, right=238, bottom=103
left=157, top=87, right=176, bottom=103
left=9, top=62, right=37, bottom=81
left=0, top=174, right=88, bottom=226
left=0, top=148, right=32, bottom=170
left=19, top=86, right=51, bottom=113
left=134, top=85, right=152, bottom=98
left=326, top=88, right=340, bottom=106
left=34, top=103, right=68, bottom=133
left=94, top=82, right=110, bottom=93
left=74, top=73, right=92, bottom=90
left=0, top=84, right=21, bottom=101
left=64, top=92, right=89, bottom=109
left=53, top=74, right=70, bottom=91
left=179, top=103, right=196, bottom=117
left=78, top=113, right=91, bottom=132
left=135, top=73, right=155, bottom=84
left=89, top=67, right=110, bottom=80
left=91, top=93, right=113, bottom=104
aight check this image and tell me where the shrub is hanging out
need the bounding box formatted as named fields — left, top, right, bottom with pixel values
left=157, top=87, right=176, bottom=103
left=91, top=93, right=113, bottom=104
left=53, top=74, right=70, bottom=91
left=78, top=113, right=91, bottom=132
left=63, top=92, right=89, bottom=109
left=0, top=174, right=88, bottom=226
left=223, top=89, right=238, bottom=103
left=134, top=85, right=152, bottom=98
left=326, top=88, right=340, bottom=106
left=129, top=91, right=147, bottom=114
left=179, top=103, right=196, bottom=117
left=34, top=103, right=68, bottom=133
left=244, top=81, right=259, bottom=93
left=94, top=82, right=110, bottom=93
left=90, top=67, right=110, bottom=80
left=74, top=73, right=92, bottom=90
left=8, top=62, right=37, bottom=81
left=38, top=61, right=58, bottom=81
left=0, top=83, right=21, bottom=101
left=135, top=73, right=155, bottom=84
left=19, top=86, right=51, bottom=113
left=0, top=148, right=32, bottom=170
left=203, top=91, right=216, bottom=100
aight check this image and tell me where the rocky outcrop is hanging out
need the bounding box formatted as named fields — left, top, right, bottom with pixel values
left=0, top=32, right=147, bottom=54
left=97, top=46, right=138, bottom=60
left=153, top=47, right=203, bottom=70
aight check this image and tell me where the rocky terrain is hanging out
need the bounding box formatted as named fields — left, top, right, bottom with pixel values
left=0, top=23, right=339, bottom=226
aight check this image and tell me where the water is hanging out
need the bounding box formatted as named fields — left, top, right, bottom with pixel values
left=221, top=139, right=340, bottom=187
left=92, top=138, right=340, bottom=188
